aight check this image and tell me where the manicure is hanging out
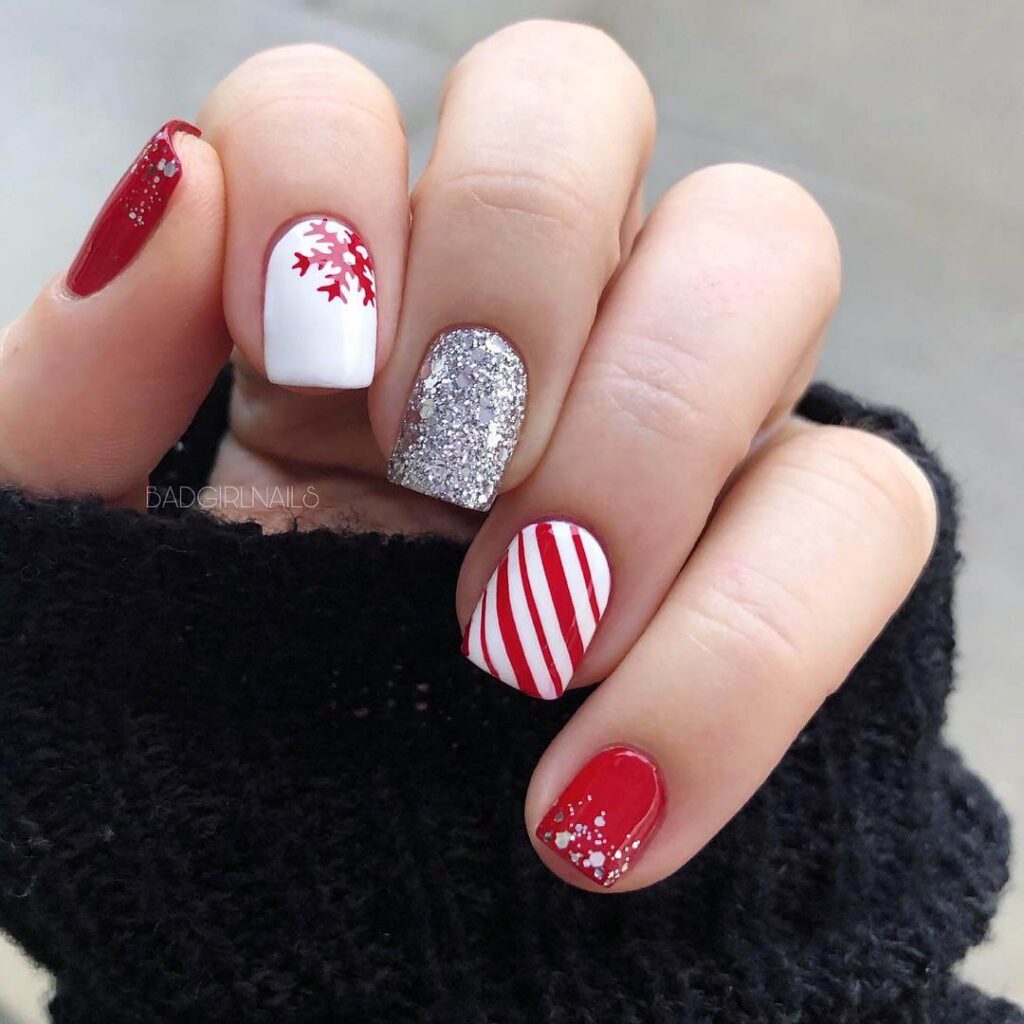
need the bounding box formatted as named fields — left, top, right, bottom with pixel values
left=386, top=326, right=527, bottom=511
left=536, top=746, right=665, bottom=888
left=67, top=120, right=199, bottom=298
left=462, top=520, right=610, bottom=699
left=264, top=215, right=377, bottom=389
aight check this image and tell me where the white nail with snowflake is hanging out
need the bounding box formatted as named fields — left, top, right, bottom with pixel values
left=263, top=216, right=377, bottom=389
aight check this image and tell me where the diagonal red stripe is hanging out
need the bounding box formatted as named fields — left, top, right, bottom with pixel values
left=536, top=522, right=584, bottom=669
left=517, top=530, right=562, bottom=695
left=496, top=554, right=540, bottom=697
left=571, top=525, right=602, bottom=623
left=479, top=588, right=498, bottom=678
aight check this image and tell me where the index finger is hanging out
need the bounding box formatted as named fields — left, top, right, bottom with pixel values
left=0, top=123, right=228, bottom=499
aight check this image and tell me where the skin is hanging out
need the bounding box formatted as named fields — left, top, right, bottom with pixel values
left=0, top=21, right=937, bottom=893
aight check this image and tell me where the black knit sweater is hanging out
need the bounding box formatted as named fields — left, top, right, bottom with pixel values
left=0, top=379, right=1019, bottom=1023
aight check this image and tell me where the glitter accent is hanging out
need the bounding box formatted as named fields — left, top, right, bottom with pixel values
left=535, top=746, right=665, bottom=889
left=66, top=120, right=199, bottom=297
left=387, top=327, right=527, bottom=511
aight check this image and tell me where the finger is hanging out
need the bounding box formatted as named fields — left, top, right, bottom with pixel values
left=526, top=421, right=938, bottom=890
left=375, top=20, right=655, bottom=510
left=458, top=164, right=840, bottom=698
left=0, top=122, right=228, bottom=499
left=201, top=44, right=408, bottom=390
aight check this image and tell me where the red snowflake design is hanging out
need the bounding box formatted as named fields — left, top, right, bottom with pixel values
left=291, top=218, right=375, bottom=307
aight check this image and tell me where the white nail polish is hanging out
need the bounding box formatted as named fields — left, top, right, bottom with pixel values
left=263, top=215, right=377, bottom=389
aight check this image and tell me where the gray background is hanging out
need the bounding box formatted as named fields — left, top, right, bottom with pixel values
left=0, top=1, right=1020, bottom=1019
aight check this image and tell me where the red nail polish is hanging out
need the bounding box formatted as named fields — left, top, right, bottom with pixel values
left=66, top=120, right=199, bottom=297
left=536, top=746, right=665, bottom=888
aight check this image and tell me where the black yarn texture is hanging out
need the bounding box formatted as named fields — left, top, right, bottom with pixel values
left=0, top=380, right=1018, bottom=1023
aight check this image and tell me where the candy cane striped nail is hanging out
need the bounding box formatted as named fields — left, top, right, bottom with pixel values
left=263, top=215, right=377, bottom=389
left=462, top=520, right=611, bottom=699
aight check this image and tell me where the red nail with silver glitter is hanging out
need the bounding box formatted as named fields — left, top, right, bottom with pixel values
left=536, top=746, right=665, bottom=888
left=67, top=120, right=199, bottom=297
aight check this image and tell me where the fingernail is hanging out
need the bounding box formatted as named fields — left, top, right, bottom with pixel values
left=462, top=520, right=610, bottom=699
left=67, top=120, right=199, bottom=298
left=386, top=326, right=527, bottom=511
left=536, top=746, right=665, bottom=888
left=263, top=216, right=377, bottom=389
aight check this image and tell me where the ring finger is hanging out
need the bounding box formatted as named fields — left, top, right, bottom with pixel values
left=457, top=163, right=841, bottom=698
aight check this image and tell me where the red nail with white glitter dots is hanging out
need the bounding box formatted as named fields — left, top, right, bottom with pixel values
left=263, top=215, right=377, bottom=389
left=536, top=746, right=665, bottom=888
left=67, top=120, right=199, bottom=298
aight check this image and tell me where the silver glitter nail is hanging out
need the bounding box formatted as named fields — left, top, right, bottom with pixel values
left=386, top=326, right=527, bottom=511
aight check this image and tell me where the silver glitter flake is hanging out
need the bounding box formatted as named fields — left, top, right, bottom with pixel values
left=386, top=327, right=527, bottom=511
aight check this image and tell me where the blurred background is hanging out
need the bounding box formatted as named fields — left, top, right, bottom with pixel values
left=0, top=1, right=1020, bottom=1019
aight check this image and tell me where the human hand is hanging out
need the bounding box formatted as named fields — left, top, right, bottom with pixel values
left=0, top=21, right=937, bottom=891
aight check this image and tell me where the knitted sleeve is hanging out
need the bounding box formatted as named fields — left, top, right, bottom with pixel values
left=0, top=379, right=1019, bottom=1024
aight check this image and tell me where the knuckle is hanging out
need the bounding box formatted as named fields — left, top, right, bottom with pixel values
left=676, top=162, right=830, bottom=225
left=472, top=19, right=636, bottom=69
left=686, top=558, right=814, bottom=687
left=591, top=329, right=748, bottom=464
left=206, top=45, right=402, bottom=135
left=661, top=163, right=842, bottom=309
left=421, top=162, right=611, bottom=253
left=449, top=20, right=655, bottom=139
left=778, top=426, right=938, bottom=557
left=489, top=18, right=615, bottom=46
left=237, top=43, right=348, bottom=71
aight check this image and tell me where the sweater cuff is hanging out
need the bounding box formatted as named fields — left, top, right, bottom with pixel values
left=0, top=380, right=1016, bottom=1024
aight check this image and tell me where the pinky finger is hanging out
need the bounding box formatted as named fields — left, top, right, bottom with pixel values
left=526, top=419, right=938, bottom=891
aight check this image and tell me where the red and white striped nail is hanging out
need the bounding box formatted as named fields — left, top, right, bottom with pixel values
left=462, top=520, right=611, bottom=699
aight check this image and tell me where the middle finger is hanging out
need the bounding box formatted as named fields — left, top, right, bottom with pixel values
left=373, top=20, right=655, bottom=511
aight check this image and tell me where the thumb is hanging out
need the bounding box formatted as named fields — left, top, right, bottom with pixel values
left=0, top=120, right=229, bottom=502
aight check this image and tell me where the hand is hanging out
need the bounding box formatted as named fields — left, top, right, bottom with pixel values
left=0, top=21, right=937, bottom=891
